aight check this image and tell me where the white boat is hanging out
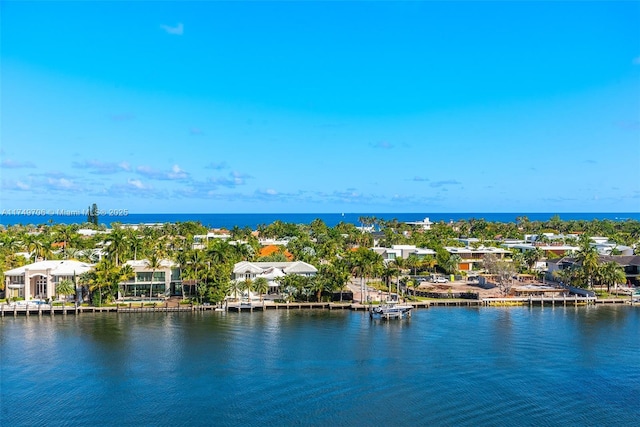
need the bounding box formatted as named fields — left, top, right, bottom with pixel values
left=369, top=301, right=413, bottom=320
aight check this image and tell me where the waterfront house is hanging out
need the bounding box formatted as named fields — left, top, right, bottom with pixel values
left=232, top=260, right=318, bottom=296
left=549, top=255, right=640, bottom=287
left=445, top=246, right=512, bottom=272
left=120, top=259, right=181, bottom=297
left=3, top=260, right=93, bottom=300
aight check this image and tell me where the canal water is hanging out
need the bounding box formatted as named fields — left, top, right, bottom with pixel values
left=1, top=306, right=639, bottom=426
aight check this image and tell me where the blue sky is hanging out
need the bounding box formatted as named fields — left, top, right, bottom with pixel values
left=1, top=1, right=639, bottom=214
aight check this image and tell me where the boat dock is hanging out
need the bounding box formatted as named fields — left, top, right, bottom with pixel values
left=1, top=296, right=635, bottom=317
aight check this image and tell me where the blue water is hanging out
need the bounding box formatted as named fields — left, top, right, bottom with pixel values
left=1, top=212, right=639, bottom=228
left=1, top=306, right=639, bottom=426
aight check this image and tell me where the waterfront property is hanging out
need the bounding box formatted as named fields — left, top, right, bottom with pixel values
left=548, top=255, right=640, bottom=287
left=444, top=246, right=512, bottom=271
left=232, top=260, right=317, bottom=296
left=3, top=260, right=93, bottom=300
left=120, top=259, right=181, bottom=297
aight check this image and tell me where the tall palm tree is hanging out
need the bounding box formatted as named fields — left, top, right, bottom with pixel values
left=253, top=276, right=269, bottom=302
left=600, top=261, right=626, bottom=293
left=146, top=250, right=164, bottom=298
left=241, top=278, right=253, bottom=302
left=228, top=279, right=242, bottom=302
left=575, top=236, right=599, bottom=289
left=105, top=226, right=127, bottom=266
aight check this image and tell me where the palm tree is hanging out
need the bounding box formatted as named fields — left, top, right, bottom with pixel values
left=56, top=278, right=75, bottom=302
left=241, top=278, right=253, bottom=302
left=253, top=276, right=269, bottom=302
left=575, top=236, right=599, bottom=289
left=55, top=225, right=77, bottom=259
left=228, top=280, right=242, bottom=301
left=348, top=248, right=383, bottom=303
left=600, top=261, right=626, bottom=294
left=445, top=254, right=462, bottom=275
left=104, top=226, right=127, bottom=266
left=522, top=247, right=542, bottom=271
left=87, top=259, right=134, bottom=305
left=146, top=250, right=164, bottom=299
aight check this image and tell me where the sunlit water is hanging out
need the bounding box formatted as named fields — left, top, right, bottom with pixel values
left=1, top=306, right=639, bottom=426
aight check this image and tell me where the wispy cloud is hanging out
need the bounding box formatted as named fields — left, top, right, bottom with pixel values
left=45, top=177, right=81, bottom=191
left=205, top=162, right=228, bottom=170
left=1, top=179, right=31, bottom=191
left=430, top=179, right=462, bottom=188
left=209, top=171, right=250, bottom=188
left=106, top=179, right=163, bottom=199
left=0, top=159, right=36, bottom=169
left=127, top=179, right=150, bottom=190
left=161, top=22, right=184, bottom=35
left=137, top=164, right=190, bottom=181
left=370, top=141, right=394, bottom=149
left=412, top=176, right=429, bottom=182
left=72, top=160, right=131, bottom=174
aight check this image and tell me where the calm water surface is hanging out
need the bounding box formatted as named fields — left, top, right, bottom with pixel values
left=1, top=306, right=639, bottom=426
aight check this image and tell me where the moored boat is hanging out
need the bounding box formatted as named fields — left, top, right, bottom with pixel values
left=369, top=301, right=413, bottom=320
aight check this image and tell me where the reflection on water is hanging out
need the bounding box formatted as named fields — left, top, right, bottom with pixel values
left=1, top=306, right=639, bottom=426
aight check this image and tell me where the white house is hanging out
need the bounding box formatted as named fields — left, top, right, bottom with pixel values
left=232, top=261, right=318, bottom=296
left=120, top=259, right=181, bottom=297
left=405, top=217, right=433, bottom=230
left=372, top=245, right=436, bottom=263
left=3, top=260, right=93, bottom=300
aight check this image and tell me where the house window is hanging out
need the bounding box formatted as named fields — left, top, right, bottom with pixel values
left=36, top=277, right=47, bottom=297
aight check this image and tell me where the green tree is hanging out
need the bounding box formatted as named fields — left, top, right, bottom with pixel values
left=253, top=276, right=269, bottom=302
left=575, top=236, right=599, bottom=289
left=600, top=261, right=626, bottom=294
left=56, top=278, right=75, bottom=301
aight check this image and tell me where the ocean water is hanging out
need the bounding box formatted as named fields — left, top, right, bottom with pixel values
left=1, top=306, right=639, bottom=426
left=1, top=212, right=639, bottom=228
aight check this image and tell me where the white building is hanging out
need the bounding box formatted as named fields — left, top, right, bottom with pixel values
left=405, top=217, right=433, bottom=230
left=232, top=261, right=318, bottom=296
left=4, top=260, right=93, bottom=300
left=120, top=259, right=181, bottom=297
left=372, top=245, right=436, bottom=263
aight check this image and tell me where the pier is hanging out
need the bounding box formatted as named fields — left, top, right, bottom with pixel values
left=1, top=295, right=636, bottom=317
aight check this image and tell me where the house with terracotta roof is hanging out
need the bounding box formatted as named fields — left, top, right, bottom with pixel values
left=258, top=245, right=294, bottom=260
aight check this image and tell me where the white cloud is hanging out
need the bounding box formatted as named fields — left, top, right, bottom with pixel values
left=16, top=181, right=30, bottom=190
left=161, top=22, right=184, bottom=35
left=168, top=165, right=188, bottom=180
left=128, top=179, right=148, bottom=190
left=46, top=177, right=77, bottom=191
